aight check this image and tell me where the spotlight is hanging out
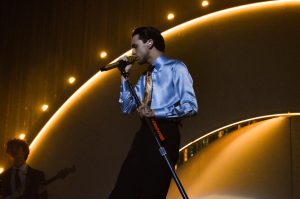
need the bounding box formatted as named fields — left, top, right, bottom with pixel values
left=167, top=13, right=175, bottom=20
left=41, top=104, right=49, bottom=112
left=100, top=51, right=108, bottom=59
left=0, top=167, right=4, bottom=174
left=202, top=0, right=209, bottom=7
left=68, top=76, right=76, bottom=84
left=19, top=133, right=26, bottom=140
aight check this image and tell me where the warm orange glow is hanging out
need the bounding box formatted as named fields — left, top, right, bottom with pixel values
left=41, top=104, right=49, bottom=112
left=100, top=51, right=107, bottom=59
left=68, top=76, right=76, bottom=84
left=167, top=13, right=175, bottom=20
left=168, top=117, right=289, bottom=198
left=0, top=167, right=4, bottom=174
left=201, top=0, right=209, bottom=7
left=19, top=133, right=26, bottom=140
left=184, top=149, right=188, bottom=162
left=29, top=0, right=300, bottom=156
left=169, top=115, right=295, bottom=198
left=163, top=0, right=300, bottom=40
left=180, top=113, right=300, bottom=151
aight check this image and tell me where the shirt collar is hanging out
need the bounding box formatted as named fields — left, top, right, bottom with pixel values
left=13, top=164, right=28, bottom=173
left=153, top=54, right=168, bottom=72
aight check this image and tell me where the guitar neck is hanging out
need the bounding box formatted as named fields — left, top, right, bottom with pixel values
left=42, top=165, right=75, bottom=186
left=43, top=176, right=58, bottom=186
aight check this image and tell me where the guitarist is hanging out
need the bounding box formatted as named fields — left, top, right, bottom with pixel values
left=0, top=139, right=47, bottom=199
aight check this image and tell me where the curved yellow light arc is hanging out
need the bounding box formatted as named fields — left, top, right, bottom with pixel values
left=29, top=0, right=300, bottom=152
left=29, top=72, right=103, bottom=150
left=180, top=112, right=300, bottom=152
left=163, top=0, right=300, bottom=38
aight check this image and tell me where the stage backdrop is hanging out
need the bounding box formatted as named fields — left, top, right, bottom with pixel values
left=28, top=1, right=300, bottom=198
left=167, top=115, right=300, bottom=199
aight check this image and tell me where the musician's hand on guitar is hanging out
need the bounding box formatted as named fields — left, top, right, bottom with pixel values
left=43, top=165, right=76, bottom=186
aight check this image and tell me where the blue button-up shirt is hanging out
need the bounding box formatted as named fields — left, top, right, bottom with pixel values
left=119, top=55, right=198, bottom=118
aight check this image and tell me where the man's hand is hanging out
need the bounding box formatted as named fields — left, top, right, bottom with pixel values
left=137, top=104, right=154, bottom=118
left=119, top=56, right=133, bottom=80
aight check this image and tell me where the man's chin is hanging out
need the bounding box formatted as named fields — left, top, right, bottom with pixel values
left=137, top=59, right=146, bottom=65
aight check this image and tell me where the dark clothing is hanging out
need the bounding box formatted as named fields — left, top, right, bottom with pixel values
left=0, top=166, right=47, bottom=199
left=109, top=119, right=181, bottom=199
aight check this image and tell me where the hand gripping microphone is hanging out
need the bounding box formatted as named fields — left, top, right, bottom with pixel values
left=100, top=56, right=136, bottom=71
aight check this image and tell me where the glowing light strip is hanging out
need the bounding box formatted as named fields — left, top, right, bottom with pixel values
left=163, top=0, right=300, bottom=37
left=179, top=113, right=300, bottom=152
left=30, top=0, right=300, bottom=150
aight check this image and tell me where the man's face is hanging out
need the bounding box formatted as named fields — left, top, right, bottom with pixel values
left=131, top=34, right=150, bottom=65
left=7, top=146, right=26, bottom=166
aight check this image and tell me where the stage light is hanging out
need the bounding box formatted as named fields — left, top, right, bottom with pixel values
left=41, top=104, right=49, bottom=112
left=202, top=0, right=209, bottom=7
left=68, top=76, right=76, bottom=84
left=184, top=149, right=188, bottom=162
left=100, top=51, right=107, bottom=59
left=167, top=13, right=175, bottom=20
left=0, top=167, right=4, bottom=174
left=19, top=133, right=26, bottom=140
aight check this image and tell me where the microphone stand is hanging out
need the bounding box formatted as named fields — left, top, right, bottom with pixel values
left=117, top=66, right=189, bottom=199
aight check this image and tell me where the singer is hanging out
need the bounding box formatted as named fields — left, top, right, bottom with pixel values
left=109, top=26, right=198, bottom=199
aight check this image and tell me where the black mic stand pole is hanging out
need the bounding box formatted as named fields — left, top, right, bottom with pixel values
left=118, top=66, right=189, bottom=199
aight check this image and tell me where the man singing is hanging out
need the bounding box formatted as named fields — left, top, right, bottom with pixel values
left=109, top=26, right=198, bottom=199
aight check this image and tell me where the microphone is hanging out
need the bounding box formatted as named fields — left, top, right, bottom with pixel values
left=100, top=56, right=137, bottom=71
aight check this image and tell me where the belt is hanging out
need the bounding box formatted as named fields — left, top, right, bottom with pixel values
left=141, top=117, right=182, bottom=123
left=149, top=118, right=183, bottom=127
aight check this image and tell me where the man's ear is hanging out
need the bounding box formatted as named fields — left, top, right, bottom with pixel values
left=147, top=39, right=154, bottom=49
